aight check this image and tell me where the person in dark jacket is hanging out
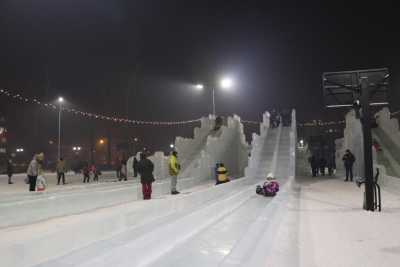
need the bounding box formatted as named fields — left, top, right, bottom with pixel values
left=342, top=149, right=355, bottom=182
left=56, top=157, right=67, bottom=185
left=82, top=162, right=90, bottom=183
left=137, top=153, right=155, bottom=200
left=319, top=157, right=327, bottom=176
left=6, top=159, right=14, bottom=184
left=327, top=154, right=336, bottom=176
left=133, top=157, right=138, bottom=178
left=308, top=155, right=318, bottom=177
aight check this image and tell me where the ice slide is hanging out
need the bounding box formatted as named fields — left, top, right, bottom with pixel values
left=3, top=110, right=297, bottom=267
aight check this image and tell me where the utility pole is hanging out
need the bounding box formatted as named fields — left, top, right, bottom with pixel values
left=360, top=78, right=374, bottom=211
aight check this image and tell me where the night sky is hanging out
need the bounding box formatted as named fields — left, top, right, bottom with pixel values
left=1, top=1, right=399, bottom=157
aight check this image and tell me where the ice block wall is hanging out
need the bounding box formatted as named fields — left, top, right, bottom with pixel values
left=338, top=110, right=364, bottom=177
left=128, top=115, right=249, bottom=181
left=244, top=111, right=270, bottom=177
left=375, top=108, right=400, bottom=147
left=372, top=108, right=400, bottom=176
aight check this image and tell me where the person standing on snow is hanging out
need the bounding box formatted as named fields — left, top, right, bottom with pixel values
left=137, top=153, right=155, bottom=200
left=56, top=157, right=67, bottom=185
left=133, top=157, right=138, bottom=178
left=82, top=162, right=91, bottom=183
left=119, top=159, right=128, bottom=181
left=6, top=158, right=14, bottom=184
left=27, top=153, right=44, bottom=191
left=308, top=154, right=318, bottom=177
left=319, top=157, right=327, bottom=176
left=342, top=149, right=355, bottom=182
left=169, top=151, right=180, bottom=195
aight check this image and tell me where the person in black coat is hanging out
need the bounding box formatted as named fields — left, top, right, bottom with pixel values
left=319, top=157, right=327, bottom=176
left=342, top=149, right=356, bottom=182
left=308, top=155, right=318, bottom=177
left=6, top=159, right=14, bottom=184
left=327, top=154, right=336, bottom=176
left=133, top=157, right=138, bottom=178
left=137, top=153, right=155, bottom=200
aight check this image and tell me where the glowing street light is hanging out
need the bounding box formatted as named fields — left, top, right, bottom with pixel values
left=194, top=77, right=235, bottom=116
left=195, top=84, right=204, bottom=90
left=220, top=78, right=233, bottom=90
left=170, top=143, right=175, bottom=149
left=99, top=139, right=105, bottom=145
left=16, top=148, right=24, bottom=152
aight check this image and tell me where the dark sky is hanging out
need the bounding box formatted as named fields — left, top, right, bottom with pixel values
left=1, top=0, right=399, bottom=155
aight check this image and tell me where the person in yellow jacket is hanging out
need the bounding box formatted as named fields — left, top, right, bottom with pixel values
left=169, top=151, right=180, bottom=194
left=216, top=163, right=230, bottom=185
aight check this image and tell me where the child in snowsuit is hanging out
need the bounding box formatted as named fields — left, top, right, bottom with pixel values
left=36, top=175, right=47, bottom=191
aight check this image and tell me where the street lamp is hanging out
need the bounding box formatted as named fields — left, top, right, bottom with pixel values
left=57, top=96, right=64, bottom=160
left=99, top=139, right=105, bottom=145
left=195, top=77, right=234, bottom=116
left=220, top=78, right=233, bottom=90
left=16, top=148, right=24, bottom=152
left=195, top=84, right=204, bottom=90
left=170, top=143, right=174, bottom=149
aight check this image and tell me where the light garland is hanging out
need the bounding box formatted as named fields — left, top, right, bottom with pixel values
left=242, top=120, right=260, bottom=125
left=298, top=120, right=346, bottom=127
left=0, top=88, right=201, bottom=126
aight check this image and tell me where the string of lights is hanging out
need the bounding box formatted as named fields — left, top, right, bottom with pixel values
left=0, top=88, right=201, bottom=126
left=298, top=120, right=346, bottom=127
left=0, top=88, right=265, bottom=126
left=241, top=120, right=260, bottom=125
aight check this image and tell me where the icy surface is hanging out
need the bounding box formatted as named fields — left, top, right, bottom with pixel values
left=24, top=116, right=294, bottom=267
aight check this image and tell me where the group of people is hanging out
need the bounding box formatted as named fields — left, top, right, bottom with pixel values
left=270, top=109, right=292, bottom=128
left=135, top=150, right=181, bottom=200
left=308, top=154, right=336, bottom=177
left=10, top=148, right=229, bottom=199
left=308, top=149, right=356, bottom=182
left=270, top=109, right=281, bottom=128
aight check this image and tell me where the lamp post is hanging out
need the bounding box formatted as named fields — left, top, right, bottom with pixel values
left=195, top=77, right=234, bottom=116
left=57, top=97, right=64, bottom=160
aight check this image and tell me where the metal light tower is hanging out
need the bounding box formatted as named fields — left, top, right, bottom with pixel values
left=195, top=77, right=234, bottom=116
left=57, top=97, right=64, bottom=160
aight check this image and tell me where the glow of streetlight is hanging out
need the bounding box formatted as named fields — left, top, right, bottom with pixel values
left=170, top=143, right=174, bottom=149
left=195, top=84, right=204, bottom=90
left=99, top=139, right=105, bottom=145
left=16, top=148, right=24, bottom=152
left=58, top=97, right=64, bottom=103
left=220, top=78, right=233, bottom=90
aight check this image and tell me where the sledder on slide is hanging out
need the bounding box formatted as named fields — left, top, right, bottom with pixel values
left=256, top=175, right=279, bottom=197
